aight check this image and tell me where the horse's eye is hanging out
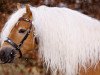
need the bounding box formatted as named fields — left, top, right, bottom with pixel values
left=19, top=29, right=26, bottom=33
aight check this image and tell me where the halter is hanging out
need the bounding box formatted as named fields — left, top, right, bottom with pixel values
left=4, top=17, right=33, bottom=58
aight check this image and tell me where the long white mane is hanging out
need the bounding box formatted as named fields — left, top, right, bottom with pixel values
left=1, top=6, right=100, bottom=75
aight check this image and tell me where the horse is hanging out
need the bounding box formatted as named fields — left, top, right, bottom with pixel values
left=0, top=4, right=100, bottom=75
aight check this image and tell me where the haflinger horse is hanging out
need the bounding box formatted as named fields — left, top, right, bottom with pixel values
left=0, top=4, right=100, bottom=75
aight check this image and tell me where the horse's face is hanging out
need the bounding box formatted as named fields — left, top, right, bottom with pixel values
left=0, top=5, right=38, bottom=63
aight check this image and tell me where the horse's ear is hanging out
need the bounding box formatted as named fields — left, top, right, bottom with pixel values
left=25, top=4, right=33, bottom=20
left=17, top=3, right=21, bottom=10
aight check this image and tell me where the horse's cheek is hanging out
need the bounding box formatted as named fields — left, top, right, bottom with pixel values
left=20, top=41, right=33, bottom=54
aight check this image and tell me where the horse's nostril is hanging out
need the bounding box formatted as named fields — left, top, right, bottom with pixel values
left=0, top=47, right=16, bottom=63
left=0, top=50, right=5, bottom=57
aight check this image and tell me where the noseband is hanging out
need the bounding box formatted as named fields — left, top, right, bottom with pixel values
left=4, top=17, right=33, bottom=58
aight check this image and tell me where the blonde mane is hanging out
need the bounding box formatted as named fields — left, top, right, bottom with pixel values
left=1, top=5, right=100, bottom=75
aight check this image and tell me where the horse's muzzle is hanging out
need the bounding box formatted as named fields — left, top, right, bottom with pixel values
left=0, top=47, right=16, bottom=63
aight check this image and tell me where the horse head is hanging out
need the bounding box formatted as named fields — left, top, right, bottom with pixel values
left=0, top=4, right=38, bottom=63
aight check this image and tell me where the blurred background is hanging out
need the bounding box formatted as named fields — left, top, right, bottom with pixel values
left=0, top=0, right=100, bottom=75
left=0, top=0, right=100, bottom=32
